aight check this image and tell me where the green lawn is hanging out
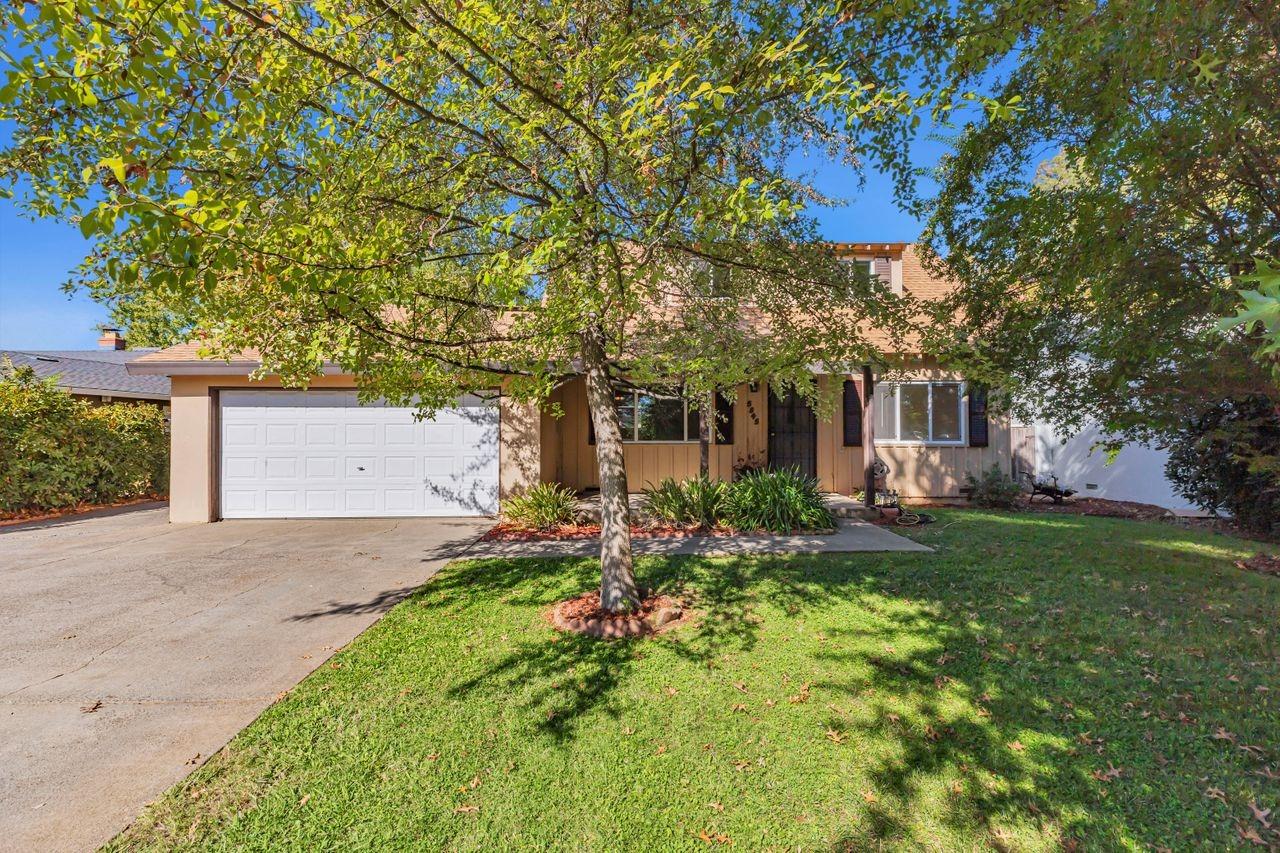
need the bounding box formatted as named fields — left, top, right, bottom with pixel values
left=110, top=511, right=1279, bottom=851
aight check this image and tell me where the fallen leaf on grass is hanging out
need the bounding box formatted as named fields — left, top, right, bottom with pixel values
left=789, top=682, right=812, bottom=704
left=1247, top=801, right=1272, bottom=828
left=732, top=703, right=747, bottom=713
left=861, top=790, right=878, bottom=804
left=825, top=728, right=846, bottom=744
left=655, top=744, right=668, bottom=756
left=1007, top=740, right=1025, bottom=752
left=733, top=681, right=748, bottom=693
left=426, top=752, right=440, bottom=761
left=708, top=801, right=724, bottom=812
left=733, top=759, right=752, bottom=772
left=1236, top=823, right=1266, bottom=845
left=696, top=829, right=732, bottom=845
left=663, top=686, right=679, bottom=697
left=1205, top=787, right=1227, bottom=803
left=1090, top=763, right=1123, bottom=782
left=622, top=726, right=635, bottom=736
left=1213, top=727, right=1237, bottom=743
left=453, top=804, right=478, bottom=814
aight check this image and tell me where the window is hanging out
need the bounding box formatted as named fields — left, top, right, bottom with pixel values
left=611, top=390, right=732, bottom=443
left=841, top=258, right=873, bottom=281
left=872, top=382, right=965, bottom=444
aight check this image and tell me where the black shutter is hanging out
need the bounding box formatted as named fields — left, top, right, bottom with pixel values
left=842, top=380, right=862, bottom=446
left=714, top=392, right=734, bottom=444
left=968, top=384, right=989, bottom=447
left=587, top=408, right=595, bottom=445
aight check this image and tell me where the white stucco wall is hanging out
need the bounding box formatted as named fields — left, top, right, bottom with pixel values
left=1033, top=422, right=1200, bottom=514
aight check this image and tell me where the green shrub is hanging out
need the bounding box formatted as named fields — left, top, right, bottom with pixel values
left=964, top=465, right=1023, bottom=509
left=721, top=467, right=833, bottom=533
left=0, top=362, right=169, bottom=512
left=642, top=476, right=727, bottom=528
left=1165, top=395, right=1280, bottom=538
left=501, top=482, right=581, bottom=529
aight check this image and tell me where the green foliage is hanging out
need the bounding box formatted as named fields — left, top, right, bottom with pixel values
left=1219, top=261, right=1280, bottom=376
left=0, top=362, right=168, bottom=512
left=720, top=468, right=833, bottom=533
left=1165, top=395, right=1280, bottom=538
left=0, top=0, right=959, bottom=414
left=641, top=476, right=727, bottom=528
left=501, top=482, right=582, bottom=531
left=920, top=0, right=1280, bottom=443
left=963, top=465, right=1023, bottom=509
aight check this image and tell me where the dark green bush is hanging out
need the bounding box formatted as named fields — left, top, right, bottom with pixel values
left=0, top=362, right=169, bottom=512
left=721, top=467, right=833, bottom=533
left=1165, top=395, right=1280, bottom=538
left=964, top=465, right=1023, bottom=509
left=501, top=481, right=582, bottom=529
left=642, top=475, right=727, bottom=528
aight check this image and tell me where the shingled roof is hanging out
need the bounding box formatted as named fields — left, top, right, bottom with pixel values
left=1, top=349, right=170, bottom=399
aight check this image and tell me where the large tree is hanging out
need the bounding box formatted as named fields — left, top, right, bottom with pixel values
left=1, top=0, right=997, bottom=611
left=915, top=0, right=1279, bottom=443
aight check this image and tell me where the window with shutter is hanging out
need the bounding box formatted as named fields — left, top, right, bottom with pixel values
left=968, top=384, right=989, bottom=447
left=842, top=379, right=862, bottom=446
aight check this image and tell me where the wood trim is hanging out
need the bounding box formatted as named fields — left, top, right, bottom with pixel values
left=862, top=366, right=875, bottom=508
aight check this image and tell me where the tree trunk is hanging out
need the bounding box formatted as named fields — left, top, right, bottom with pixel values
left=581, top=329, right=639, bottom=613
left=698, top=392, right=712, bottom=478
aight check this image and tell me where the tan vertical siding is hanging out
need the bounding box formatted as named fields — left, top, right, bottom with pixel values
left=551, top=378, right=762, bottom=491
left=549, top=368, right=1010, bottom=498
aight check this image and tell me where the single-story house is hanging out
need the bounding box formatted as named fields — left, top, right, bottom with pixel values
left=1, top=329, right=170, bottom=406
left=127, top=244, right=1011, bottom=523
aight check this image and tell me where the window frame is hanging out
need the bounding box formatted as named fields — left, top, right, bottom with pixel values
left=614, top=390, right=704, bottom=444
left=872, top=381, right=967, bottom=446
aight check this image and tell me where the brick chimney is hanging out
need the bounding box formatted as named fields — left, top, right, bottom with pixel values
left=98, top=328, right=126, bottom=350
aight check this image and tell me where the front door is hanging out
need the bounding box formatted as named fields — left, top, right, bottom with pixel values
left=767, top=388, right=817, bottom=478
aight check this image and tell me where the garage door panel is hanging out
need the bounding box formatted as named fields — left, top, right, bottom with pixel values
left=304, top=490, right=338, bottom=512
left=384, top=456, right=416, bottom=479
left=344, top=423, right=377, bottom=446
left=220, top=390, right=497, bottom=518
left=304, top=423, right=338, bottom=445
left=304, top=456, right=338, bottom=478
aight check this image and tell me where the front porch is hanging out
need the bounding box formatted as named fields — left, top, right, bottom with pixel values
left=501, top=370, right=1012, bottom=502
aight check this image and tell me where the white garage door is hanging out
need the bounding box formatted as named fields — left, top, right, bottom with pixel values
left=219, top=390, right=498, bottom=518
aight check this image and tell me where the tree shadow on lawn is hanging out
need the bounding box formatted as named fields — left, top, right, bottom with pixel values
left=415, top=514, right=1276, bottom=848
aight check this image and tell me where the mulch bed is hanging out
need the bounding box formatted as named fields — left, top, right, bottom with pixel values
left=484, top=522, right=740, bottom=542
left=1024, top=496, right=1174, bottom=520
left=1235, top=553, right=1280, bottom=578
left=550, top=588, right=687, bottom=639
left=0, top=496, right=165, bottom=527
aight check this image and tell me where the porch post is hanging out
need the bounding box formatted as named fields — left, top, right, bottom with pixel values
left=862, top=365, right=875, bottom=508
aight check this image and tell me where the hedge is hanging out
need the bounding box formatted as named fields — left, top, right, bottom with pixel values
left=0, top=361, right=169, bottom=512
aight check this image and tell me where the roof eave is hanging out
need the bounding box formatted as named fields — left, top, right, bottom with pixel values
left=126, top=360, right=350, bottom=377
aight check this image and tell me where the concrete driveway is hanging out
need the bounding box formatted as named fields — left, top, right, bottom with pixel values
left=0, top=505, right=490, bottom=853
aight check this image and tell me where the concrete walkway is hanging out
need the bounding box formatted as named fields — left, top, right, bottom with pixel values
left=0, top=506, right=490, bottom=853
left=464, top=517, right=931, bottom=559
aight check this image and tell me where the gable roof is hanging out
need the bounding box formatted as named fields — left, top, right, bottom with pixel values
left=2, top=349, right=170, bottom=399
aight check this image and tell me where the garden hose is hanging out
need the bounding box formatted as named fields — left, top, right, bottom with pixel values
left=894, top=508, right=936, bottom=526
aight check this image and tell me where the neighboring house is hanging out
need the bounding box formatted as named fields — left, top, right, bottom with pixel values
left=1024, top=421, right=1199, bottom=514
left=128, top=243, right=1014, bottom=523
left=1, top=329, right=170, bottom=406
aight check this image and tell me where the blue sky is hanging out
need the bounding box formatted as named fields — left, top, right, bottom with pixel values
left=0, top=141, right=948, bottom=351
